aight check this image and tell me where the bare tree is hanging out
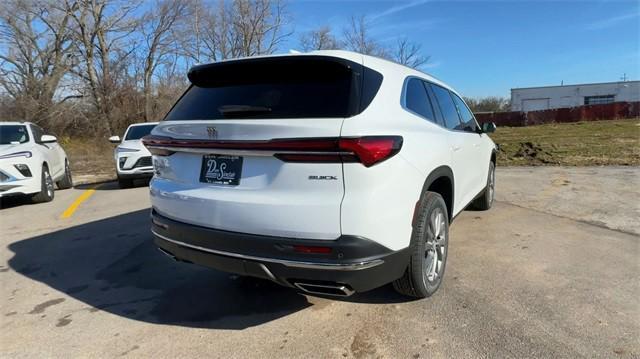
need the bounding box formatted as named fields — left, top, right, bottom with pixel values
left=342, top=16, right=430, bottom=69
left=299, top=25, right=340, bottom=51
left=198, top=0, right=232, bottom=62
left=393, top=37, right=429, bottom=69
left=65, top=0, right=140, bottom=135
left=140, top=0, right=189, bottom=122
left=233, top=0, right=291, bottom=57
left=185, top=0, right=291, bottom=63
left=342, top=15, right=387, bottom=58
left=0, top=0, right=75, bottom=125
left=0, top=0, right=437, bottom=141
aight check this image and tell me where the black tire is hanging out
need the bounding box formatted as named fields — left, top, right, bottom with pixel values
left=32, top=165, right=55, bottom=203
left=56, top=159, right=73, bottom=189
left=118, top=177, right=133, bottom=189
left=471, top=161, right=495, bottom=211
left=393, top=191, right=449, bottom=298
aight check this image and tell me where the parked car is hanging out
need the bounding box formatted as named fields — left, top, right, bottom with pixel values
left=143, top=51, right=497, bottom=298
left=0, top=122, right=72, bottom=203
left=109, top=122, right=158, bottom=188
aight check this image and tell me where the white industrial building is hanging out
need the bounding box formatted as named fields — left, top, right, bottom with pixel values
left=510, top=80, right=640, bottom=112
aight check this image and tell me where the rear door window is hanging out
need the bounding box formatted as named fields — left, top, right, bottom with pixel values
left=165, top=57, right=382, bottom=120
left=404, top=78, right=438, bottom=125
left=430, top=84, right=463, bottom=130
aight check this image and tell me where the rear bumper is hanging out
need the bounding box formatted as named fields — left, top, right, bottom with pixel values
left=150, top=209, right=410, bottom=293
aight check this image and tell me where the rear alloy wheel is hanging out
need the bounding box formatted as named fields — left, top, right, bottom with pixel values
left=393, top=191, right=449, bottom=298
left=56, top=160, right=73, bottom=189
left=424, top=208, right=447, bottom=284
left=32, top=166, right=54, bottom=203
left=472, top=161, right=495, bottom=210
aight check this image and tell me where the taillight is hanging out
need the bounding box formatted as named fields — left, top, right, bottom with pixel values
left=142, top=136, right=175, bottom=156
left=338, top=137, right=403, bottom=167
left=276, top=136, right=402, bottom=167
left=142, top=135, right=403, bottom=166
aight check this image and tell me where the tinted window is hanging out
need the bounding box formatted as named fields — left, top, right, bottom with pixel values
left=0, top=125, right=29, bottom=144
left=125, top=124, right=156, bottom=140
left=31, top=125, right=44, bottom=144
left=430, top=84, right=462, bottom=130
left=405, top=78, right=436, bottom=123
left=165, top=57, right=381, bottom=120
left=451, top=94, right=478, bottom=132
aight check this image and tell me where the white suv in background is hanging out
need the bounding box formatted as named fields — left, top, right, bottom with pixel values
left=109, top=122, right=157, bottom=188
left=0, top=122, right=72, bottom=203
left=144, top=51, right=497, bottom=298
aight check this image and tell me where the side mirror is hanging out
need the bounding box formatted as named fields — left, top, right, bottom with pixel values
left=109, top=135, right=121, bottom=143
left=41, top=134, right=57, bottom=143
left=481, top=122, right=497, bottom=134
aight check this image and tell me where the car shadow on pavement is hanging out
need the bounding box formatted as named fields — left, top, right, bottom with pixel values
left=7, top=209, right=312, bottom=330
left=7, top=209, right=409, bottom=329
left=0, top=195, right=34, bottom=209
left=75, top=179, right=150, bottom=191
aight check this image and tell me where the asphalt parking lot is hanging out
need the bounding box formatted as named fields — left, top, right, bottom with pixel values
left=1, top=167, right=638, bottom=358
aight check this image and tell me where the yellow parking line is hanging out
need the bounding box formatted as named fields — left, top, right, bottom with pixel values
left=60, top=189, right=96, bottom=219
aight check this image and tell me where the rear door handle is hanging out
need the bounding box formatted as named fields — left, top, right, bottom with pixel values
left=452, top=146, right=461, bottom=152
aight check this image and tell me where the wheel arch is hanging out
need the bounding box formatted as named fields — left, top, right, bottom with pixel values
left=419, top=165, right=454, bottom=222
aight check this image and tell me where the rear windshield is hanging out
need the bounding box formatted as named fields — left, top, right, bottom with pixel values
left=164, top=56, right=382, bottom=121
left=125, top=124, right=156, bottom=140
left=0, top=125, right=30, bottom=144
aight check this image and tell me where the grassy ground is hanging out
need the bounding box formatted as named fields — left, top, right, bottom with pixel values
left=490, top=119, right=640, bottom=166
left=59, top=137, right=116, bottom=178
left=60, top=119, right=640, bottom=178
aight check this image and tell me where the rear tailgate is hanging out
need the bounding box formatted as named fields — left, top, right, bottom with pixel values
left=146, top=55, right=368, bottom=240
left=148, top=120, right=345, bottom=239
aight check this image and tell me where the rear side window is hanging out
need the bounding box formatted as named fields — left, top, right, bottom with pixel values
left=451, top=94, right=478, bottom=132
left=430, top=84, right=462, bottom=130
left=405, top=78, right=437, bottom=124
left=165, top=56, right=382, bottom=120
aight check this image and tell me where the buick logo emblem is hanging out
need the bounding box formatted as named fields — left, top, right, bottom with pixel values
left=206, top=126, right=217, bottom=139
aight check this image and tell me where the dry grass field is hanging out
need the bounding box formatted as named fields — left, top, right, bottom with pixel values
left=489, top=119, right=640, bottom=166
left=60, top=137, right=116, bottom=179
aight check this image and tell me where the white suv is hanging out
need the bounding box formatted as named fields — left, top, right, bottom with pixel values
left=109, top=122, right=158, bottom=188
left=0, top=122, right=72, bottom=203
left=144, top=51, right=497, bottom=298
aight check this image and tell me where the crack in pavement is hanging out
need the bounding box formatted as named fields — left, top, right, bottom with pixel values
left=496, top=200, right=639, bottom=237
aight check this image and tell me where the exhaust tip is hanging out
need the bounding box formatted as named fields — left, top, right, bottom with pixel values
left=294, top=281, right=355, bottom=297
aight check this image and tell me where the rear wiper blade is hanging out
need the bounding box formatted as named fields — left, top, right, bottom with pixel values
left=218, top=105, right=272, bottom=115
